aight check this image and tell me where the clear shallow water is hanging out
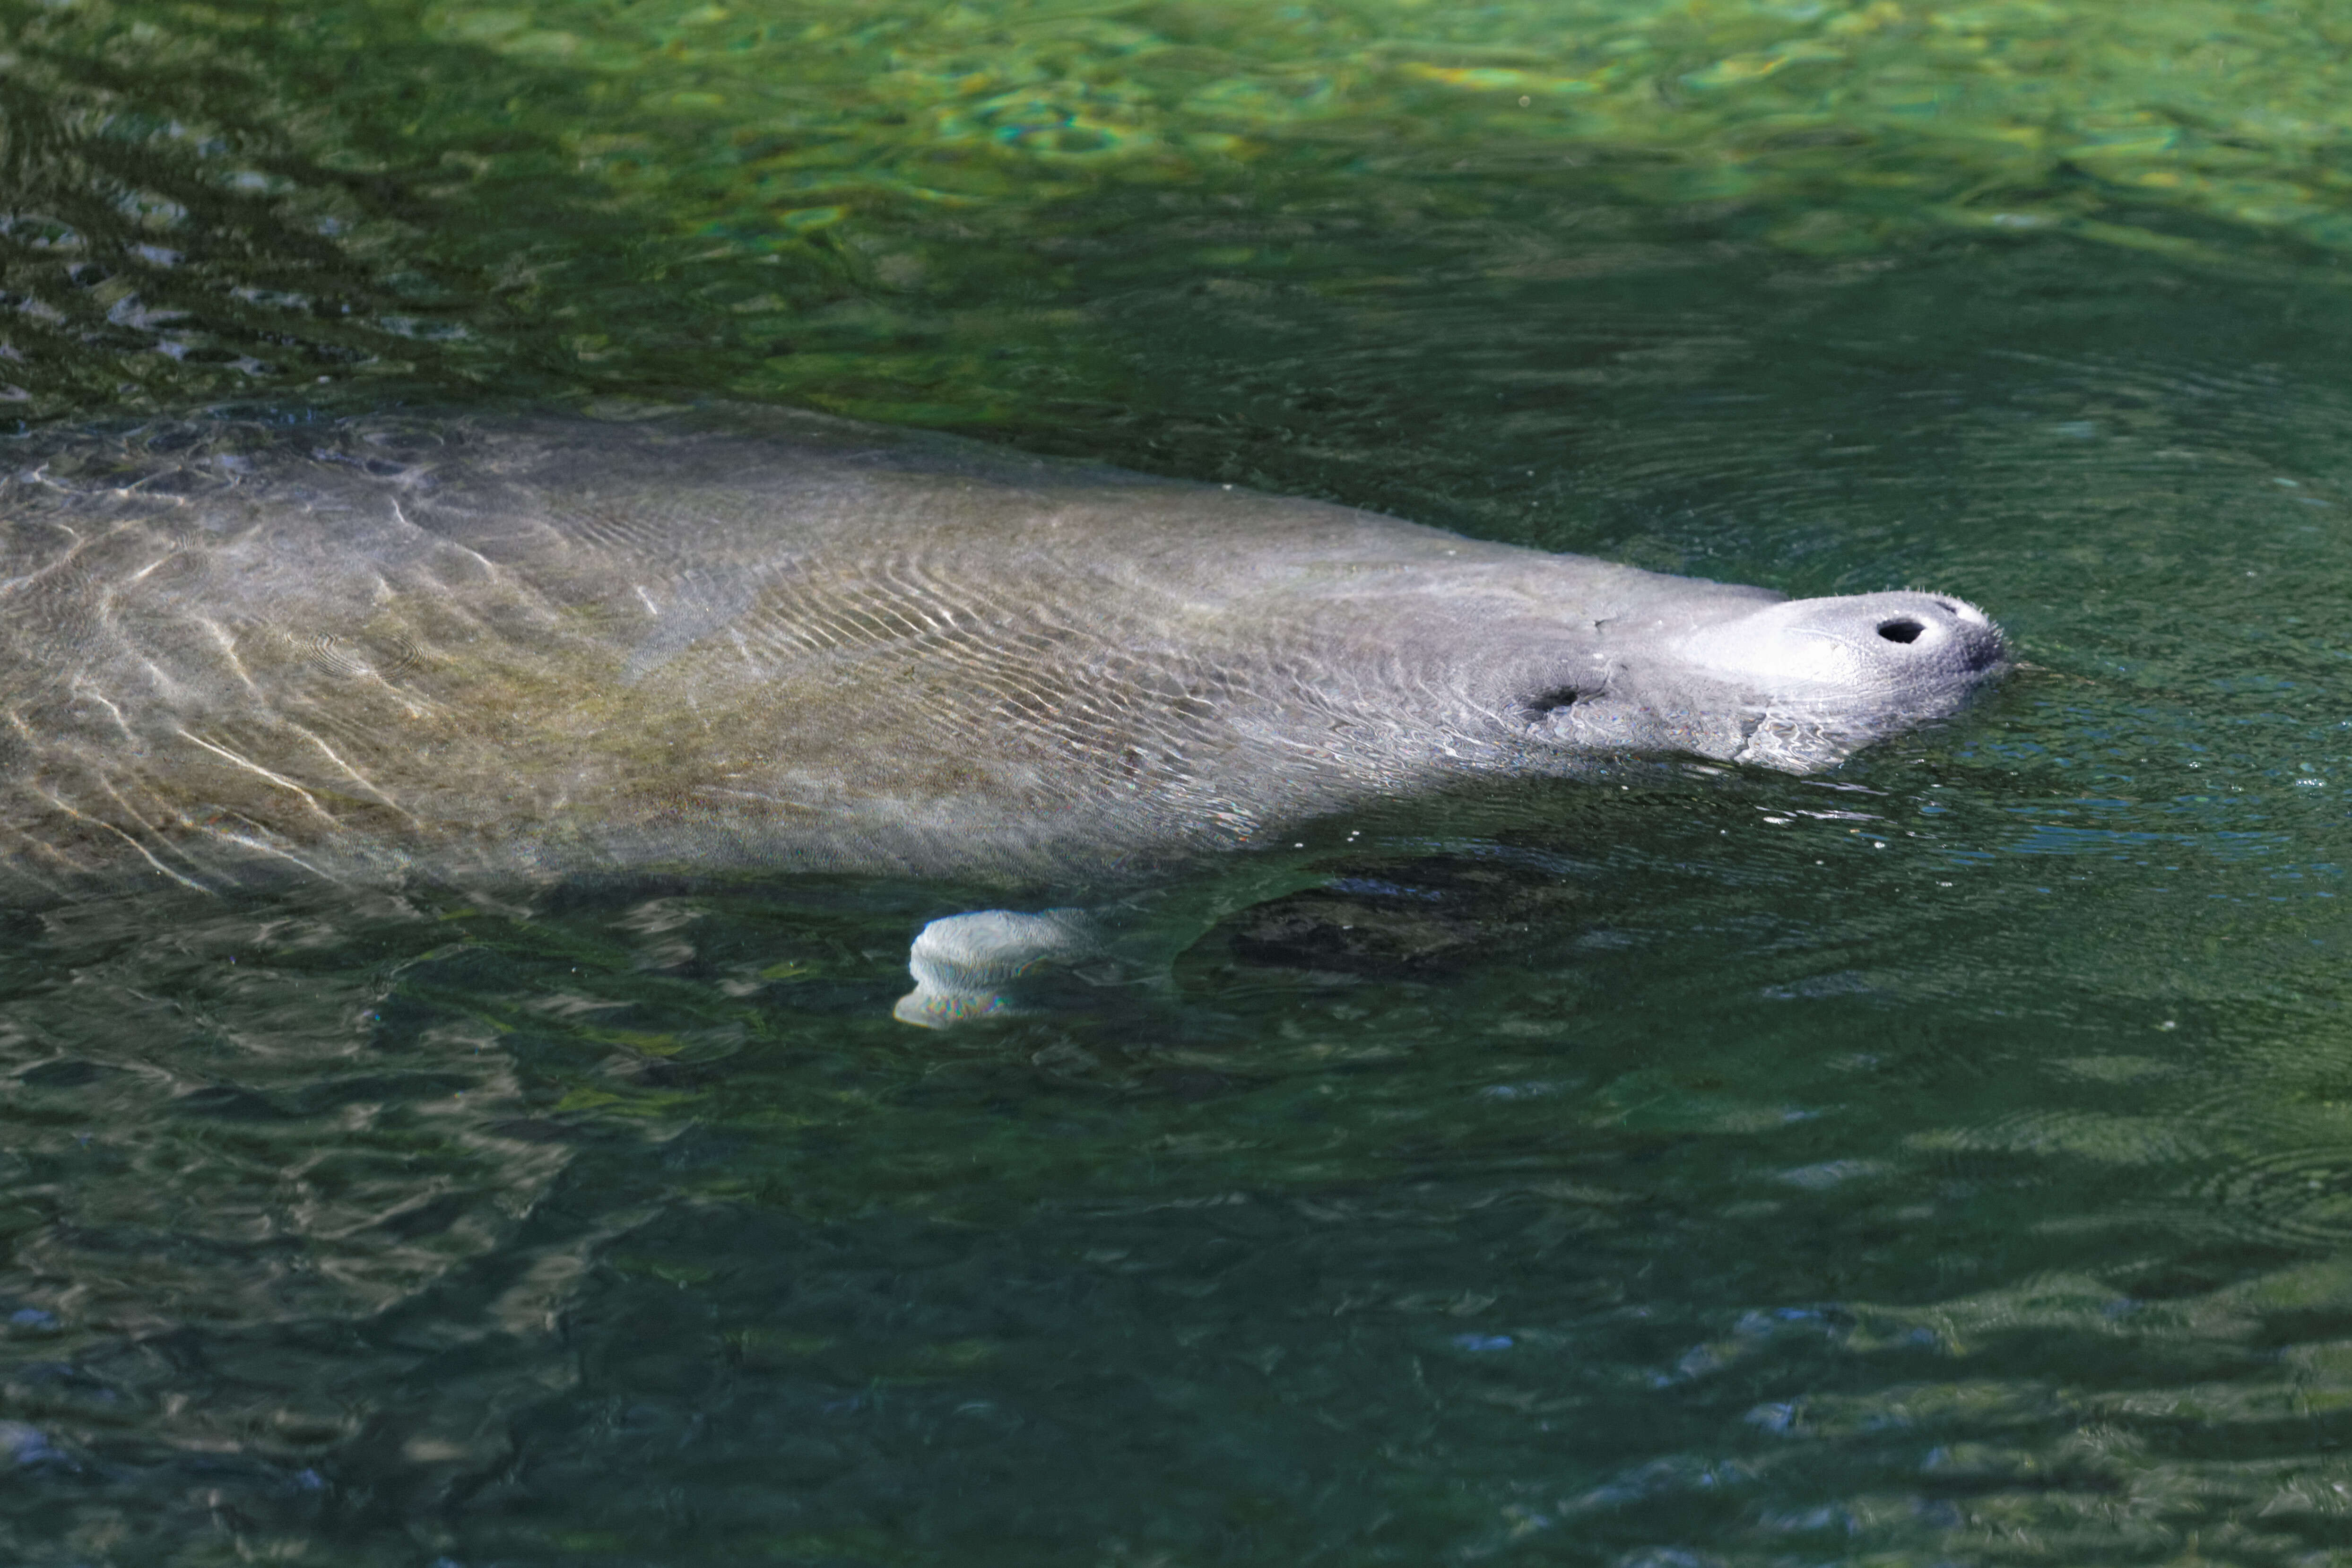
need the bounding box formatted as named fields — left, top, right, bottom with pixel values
left=6, top=2, right=2352, bottom=1564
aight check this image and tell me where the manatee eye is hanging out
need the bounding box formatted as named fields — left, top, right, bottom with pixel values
left=1523, top=686, right=1587, bottom=721
left=1876, top=617, right=1925, bottom=644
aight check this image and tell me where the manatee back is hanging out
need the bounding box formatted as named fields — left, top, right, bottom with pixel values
left=0, top=407, right=1562, bottom=894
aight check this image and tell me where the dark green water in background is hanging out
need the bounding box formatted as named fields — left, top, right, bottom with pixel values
left=8, top=1, right=2352, bottom=1562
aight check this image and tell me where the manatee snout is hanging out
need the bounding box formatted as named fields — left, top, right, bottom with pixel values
left=1675, top=589, right=2005, bottom=695
left=1528, top=587, right=2005, bottom=773
left=1675, top=589, right=2006, bottom=771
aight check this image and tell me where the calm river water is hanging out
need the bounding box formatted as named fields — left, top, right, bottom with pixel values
left=5, top=1, right=2352, bottom=1563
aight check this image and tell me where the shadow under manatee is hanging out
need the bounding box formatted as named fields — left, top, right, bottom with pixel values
left=1216, top=852, right=1599, bottom=981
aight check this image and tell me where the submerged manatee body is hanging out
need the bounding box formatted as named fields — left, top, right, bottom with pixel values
left=0, top=405, right=2003, bottom=912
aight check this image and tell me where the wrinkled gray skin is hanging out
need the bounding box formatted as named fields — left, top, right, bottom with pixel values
left=0, top=405, right=2004, bottom=1020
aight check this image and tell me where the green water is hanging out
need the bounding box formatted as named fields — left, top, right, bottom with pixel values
left=7, top=1, right=2352, bottom=1563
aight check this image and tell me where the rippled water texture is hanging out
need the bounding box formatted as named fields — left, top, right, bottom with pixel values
left=7, top=2, right=2352, bottom=1565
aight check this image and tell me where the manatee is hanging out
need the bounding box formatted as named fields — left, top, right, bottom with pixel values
left=0, top=404, right=2004, bottom=1018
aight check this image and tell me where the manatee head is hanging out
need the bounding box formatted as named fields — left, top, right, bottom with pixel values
left=1525, top=588, right=2007, bottom=773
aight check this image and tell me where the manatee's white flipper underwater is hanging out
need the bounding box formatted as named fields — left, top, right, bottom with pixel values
left=893, top=908, right=1107, bottom=1027
left=0, top=403, right=2007, bottom=1022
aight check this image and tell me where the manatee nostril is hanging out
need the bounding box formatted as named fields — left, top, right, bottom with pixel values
left=1933, top=600, right=1954, bottom=614
left=1876, top=617, right=1926, bottom=644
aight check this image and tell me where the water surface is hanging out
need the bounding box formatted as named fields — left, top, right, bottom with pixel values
left=5, top=2, right=2352, bottom=1563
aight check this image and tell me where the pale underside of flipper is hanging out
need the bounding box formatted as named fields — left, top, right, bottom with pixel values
left=893, top=907, right=1117, bottom=1027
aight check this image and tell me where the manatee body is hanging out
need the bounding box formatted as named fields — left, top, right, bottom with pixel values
left=0, top=404, right=2004, bottom=902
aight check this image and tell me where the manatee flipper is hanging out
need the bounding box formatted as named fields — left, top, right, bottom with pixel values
left=892, top=855, right=1384, bottom=1027
left=893, top=908, right=1116, bottom=1027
